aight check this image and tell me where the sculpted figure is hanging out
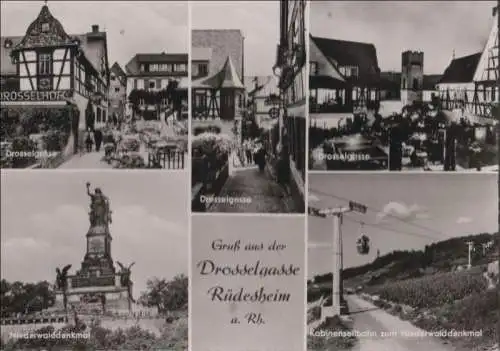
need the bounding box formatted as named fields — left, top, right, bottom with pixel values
left=86, top=182, right=112, bottom=225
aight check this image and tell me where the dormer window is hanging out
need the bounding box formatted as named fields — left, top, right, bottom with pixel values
left=41, top=22, right=50, bottom=33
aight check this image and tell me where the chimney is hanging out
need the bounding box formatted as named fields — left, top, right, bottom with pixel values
left=92, top=25, right=99, bottom=33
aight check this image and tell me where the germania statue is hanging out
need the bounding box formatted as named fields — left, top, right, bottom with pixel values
left=86, top=182, right=112, bottom=226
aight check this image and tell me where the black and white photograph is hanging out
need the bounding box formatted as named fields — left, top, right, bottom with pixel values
left=307, top=173, right=498, bottom=351
left=1, top=1, right=188, bottom=170
left=191, top=0, right=306, bottom=213
left=309, top=1, right=498, bottom=171
left=0, top=171, right=188, bottom=350
left=191, top=214, right=305, bottom=351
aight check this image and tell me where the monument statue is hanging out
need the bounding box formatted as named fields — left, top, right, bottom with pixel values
left=86, top=182, right=112, bottom=226
left=117, top=261, right=135, bottom=303
left=55, top=264, right=72, bottom=290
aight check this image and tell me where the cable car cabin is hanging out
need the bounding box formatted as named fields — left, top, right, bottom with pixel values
left=356, top=235, right=370, bottom=255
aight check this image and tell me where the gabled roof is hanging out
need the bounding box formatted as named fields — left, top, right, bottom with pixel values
left=422, top=74, right=442, bottom=90
left=192, top=47, right=212, bottom=62
left=439, top=53, right=481, bottom=84
left=125, top=53, right=188, bottom=76
left=110, top=62, right=126, bottom=79
left=192, top=55, right=244, bottom=90
left=14, top=5, right=75, bottom=50
left=1, top=5, right=109, bottom=80
left=310, top=35, right=381, bottom=85
left=245, top=75, right=278, bottom=97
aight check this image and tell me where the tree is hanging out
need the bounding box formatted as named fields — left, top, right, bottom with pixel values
left=0, top=279, right=55, bottom=317
left=139, top=274, right=188, bottom=314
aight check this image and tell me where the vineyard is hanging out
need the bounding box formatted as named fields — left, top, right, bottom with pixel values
left=367, top=270, right=487, bottom=309
left=364, top=269, right=498, bottom=350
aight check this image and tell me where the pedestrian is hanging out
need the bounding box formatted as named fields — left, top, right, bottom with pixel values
left=244, top=140, right=252, bottom=166
left=94, top=129, right=103, bottom=152
left=85, top=132, right=93, bottom=152
left=277, top=134, right=291, bottom=194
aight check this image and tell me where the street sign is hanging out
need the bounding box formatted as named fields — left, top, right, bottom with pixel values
left=268, top=107, right=279, bottom=119
left=349, top=201, right=367, bottom=214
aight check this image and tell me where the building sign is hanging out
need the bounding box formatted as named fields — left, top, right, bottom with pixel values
left=268, top=107, right=279, bottom=119
left=0, top=90, right=73, bottom=102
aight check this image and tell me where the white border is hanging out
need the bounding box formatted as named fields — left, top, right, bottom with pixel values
left=304, top=1, right=310, bottom=350
left=187, top=1, right=193, bottom=351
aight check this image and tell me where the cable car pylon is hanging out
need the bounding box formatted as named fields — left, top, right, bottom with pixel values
left=308, top=200, right=367, bottom=317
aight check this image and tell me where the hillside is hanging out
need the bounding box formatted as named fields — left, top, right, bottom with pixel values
left=309, top=232, right=499, bottom=291
left=308, top=232, right=499, bottom=351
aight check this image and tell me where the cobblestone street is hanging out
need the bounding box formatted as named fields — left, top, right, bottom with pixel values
left=58, top=150, right=112, bottom=169
left=208, top=166, right=301, bottom=213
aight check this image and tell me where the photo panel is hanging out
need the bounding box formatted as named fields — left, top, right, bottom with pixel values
left=191, top=214, right=306, bottom=351
left=0, top=171, right=188, bottom=349
left=0, top=1, right=188, bottom=170
left=309, top=1, right=498, bottom=171
left=307, top=172, right=498, bottom=350
left=190, top=0, right=307, bottom=213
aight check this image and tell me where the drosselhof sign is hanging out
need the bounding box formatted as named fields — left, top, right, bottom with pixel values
left=0, top=90, right=73, bottom=102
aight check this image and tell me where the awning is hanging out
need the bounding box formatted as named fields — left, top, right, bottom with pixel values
left=310, top=75, right=346, bottom=89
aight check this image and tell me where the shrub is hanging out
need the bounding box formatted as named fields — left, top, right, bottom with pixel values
left=43, top=130, right=68, bottom=152
left=193, top=125, right=221, bottom=136
left=114, top=153, right=146, bottom=169
left=192, top=132, right=233, bottom=159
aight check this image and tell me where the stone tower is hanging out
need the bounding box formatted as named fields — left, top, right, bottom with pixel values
left=401, top=50, right=424, bottom=106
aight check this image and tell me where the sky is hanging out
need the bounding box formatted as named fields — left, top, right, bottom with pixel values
left=191, top=215, right=305, bottom=350
left=1, top=171, right=188, bottom=296
left=308, top=173, right=498, bottom=278
left=0, top=1, right=188, bottom=70
left=311, top=0, right=497, bottom=74
left=192, top=1, right=280, bottom=76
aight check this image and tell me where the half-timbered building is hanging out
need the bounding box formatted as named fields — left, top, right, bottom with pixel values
left=0, top=3, right=110, bottom=154
left=437, top=6, right=499, bottom=124
left=309, top=35, right=381, bottom=115
left=191, top=29, right=246, bottom=142
left=275, top=0, right=306, bottom=211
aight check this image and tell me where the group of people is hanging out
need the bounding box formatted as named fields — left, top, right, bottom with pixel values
left=242, top=138, right=267, bottom=171
left=84, top=128, right=120, bottom=158
left=241, top=133, right=291, bottom=195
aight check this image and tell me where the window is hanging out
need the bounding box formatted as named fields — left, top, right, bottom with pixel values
left=309, top=61, right=318, bottom=75
left=413, top=79, right=419, bottom=91
left=37, top=51, right=53, bottom=91
left=174, top=63, right=187, bottom=72
left=114, top=87, right=120, bottom=92
left=350, top=67, right=358, bottom=77
left=150, top=64, right=159, bottom=72
left=198, top=64, right=208, bottom=76
left=38, top=52, right=53, bottom=75
left=41, top=22, right=50, bottom=32
left=149, top=81, right=155, bottom=89
left=111, top=75, right=116, bottom=81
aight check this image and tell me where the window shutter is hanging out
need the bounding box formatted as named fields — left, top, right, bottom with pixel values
left=134, top=79, right=137, bottom=89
